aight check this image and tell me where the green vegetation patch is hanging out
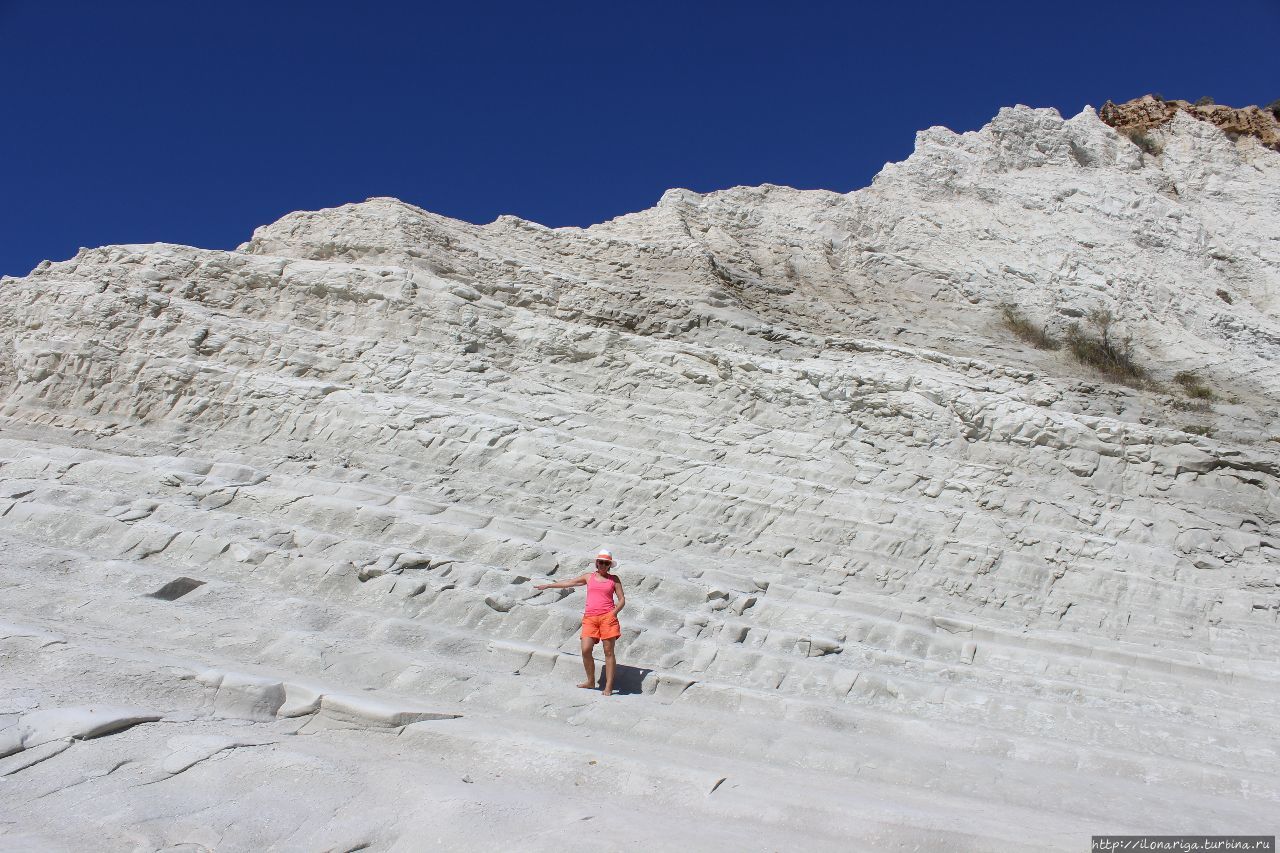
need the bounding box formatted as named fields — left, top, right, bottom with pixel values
left=1000, top=304, right=1060, bottom=350
left=1064, top=309, right=1148, bottom=386
left=1174, top=370, right=1217, bottom=401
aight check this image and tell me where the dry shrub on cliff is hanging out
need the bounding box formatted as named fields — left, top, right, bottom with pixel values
left=1065, top=309, right=1148, bottom=385
left=1000, top=304, right=1059, bottom=350
left=1122, top=129, right=1164, bottom=156
left=1170, top=396, right=1212, bottom=414
left=1268, top=100, right=1280, bottom=120
left=1174, top=370, right=1217, bottom=401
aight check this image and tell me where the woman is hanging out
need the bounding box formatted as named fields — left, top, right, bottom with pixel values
left=534, top=549, right=626, bottom=696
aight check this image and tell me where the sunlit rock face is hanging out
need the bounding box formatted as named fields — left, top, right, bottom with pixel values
left=0, top=105, right=1276, bottom=851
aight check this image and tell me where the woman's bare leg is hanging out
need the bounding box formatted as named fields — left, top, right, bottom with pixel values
left=602, top=638, right=616, bottom=695
left=579, top=635, right=596, bottom=688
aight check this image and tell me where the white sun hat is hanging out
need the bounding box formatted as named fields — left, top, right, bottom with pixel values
left=595, top=549, right=614, bottom=565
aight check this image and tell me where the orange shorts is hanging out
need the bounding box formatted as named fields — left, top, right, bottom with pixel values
left=581, top=612, right=621, bottom=640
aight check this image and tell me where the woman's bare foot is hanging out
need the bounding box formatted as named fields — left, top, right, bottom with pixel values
left=602, top=688, right=613, bottom=696
left=577, top=681, right=595, bottom=689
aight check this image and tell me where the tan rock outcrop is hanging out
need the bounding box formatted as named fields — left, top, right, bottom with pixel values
left=1101, top=94, right=1280, bottom=150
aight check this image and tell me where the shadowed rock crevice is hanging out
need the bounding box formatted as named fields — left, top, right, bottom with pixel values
left=147, top=577, right=206, bottom=601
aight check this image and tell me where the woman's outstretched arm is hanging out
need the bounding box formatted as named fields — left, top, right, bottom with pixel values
left=534, top=574, right=588, bottom=591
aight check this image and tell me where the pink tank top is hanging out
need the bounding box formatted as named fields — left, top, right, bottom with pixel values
left=584, top=573, right=616, bottom=616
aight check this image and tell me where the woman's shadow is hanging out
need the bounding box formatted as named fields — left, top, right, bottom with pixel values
left=599, top=663, right=653, bottom=696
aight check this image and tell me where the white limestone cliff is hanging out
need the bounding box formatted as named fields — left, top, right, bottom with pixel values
left=0, top=105, right=1276, bottom=851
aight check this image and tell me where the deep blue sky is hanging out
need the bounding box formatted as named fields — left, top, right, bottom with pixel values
left=3, top=1, right=1277, bottom=277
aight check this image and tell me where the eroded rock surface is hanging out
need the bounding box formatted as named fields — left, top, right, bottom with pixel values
left=0, top=104, right=1277, bottom=851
